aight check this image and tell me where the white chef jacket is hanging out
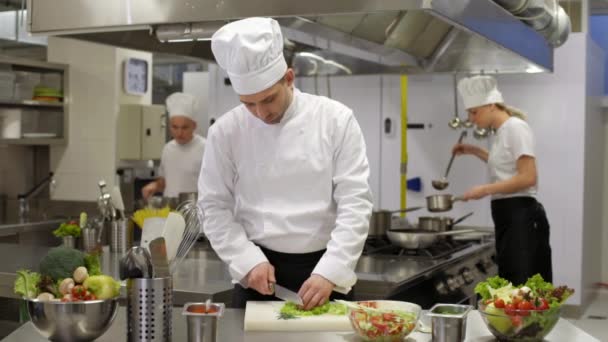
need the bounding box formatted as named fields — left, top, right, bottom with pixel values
left=198, top=88, right=373, bottom=293
left=159, top=134, right=206, bottom=198
left=488, top=117, right=537, bottom=200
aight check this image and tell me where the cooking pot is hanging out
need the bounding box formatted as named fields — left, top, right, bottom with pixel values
left=386, top=228, right=476, bottom=249
left=426, top=194, right=464, bottom=212
left=417, top=212, right=474, bottom=232
left=369, top=207, right=422, bottom=236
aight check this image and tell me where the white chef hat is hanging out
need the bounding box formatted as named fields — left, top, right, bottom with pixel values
left=211, top=17, right=287, bottom=95
left=457, top=75, right=504, bottom=110
left=166, top=92, right=197, bottom=119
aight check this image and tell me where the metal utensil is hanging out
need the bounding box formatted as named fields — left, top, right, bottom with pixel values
left=432, top=130, right=467, bottom=190
left=149, top=237, right=170, bottom=278
left=386, top=229, right=476, bottom=249
left=119, top=246, right=153, bottom=280
left=426, top=194, right=464, bottom=212
left=369, top=206, right=422, bottom=236
left=418, top=212, right=474, bottom=232
left=25, top=298, right=119, bottom=342
left=448, top=74, right=462, bottom=129
left=170, top=200, right=204, bottom=273
left=272, top=284, right=304, bottom=305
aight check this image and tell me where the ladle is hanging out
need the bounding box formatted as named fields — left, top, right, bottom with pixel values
left=432, top=131, right=467, bottom=190
left=448, top=74, right=462, bottom=129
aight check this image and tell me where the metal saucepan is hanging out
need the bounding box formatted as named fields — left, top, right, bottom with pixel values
left=417, top=212, right=474, bottom=232
left=386, top=228, right=476, bottom=249
left=426, top=194, right=464, bottom=213
left=369, top=207, right=423, bottom=236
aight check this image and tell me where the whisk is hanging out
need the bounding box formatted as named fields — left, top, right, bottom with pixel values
left=170, top=199, right=203, bottom=273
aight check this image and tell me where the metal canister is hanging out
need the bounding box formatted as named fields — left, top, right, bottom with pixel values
left=182, top=302, right=225, bottom=342
left=110, top=219, right=132, bottom=254
left=426, top=303, right=472, bottom=342
left=82, top=227, right=98, bottom=253
left=62, top=235, right=75, bottom=248
left=127, top=277, right=173, bottom=342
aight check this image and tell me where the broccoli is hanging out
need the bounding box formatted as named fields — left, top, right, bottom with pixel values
left=39, top=247, right=85, bottom=281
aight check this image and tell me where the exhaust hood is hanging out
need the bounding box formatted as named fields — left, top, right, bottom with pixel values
left=26, top=0, right=558, bottom=75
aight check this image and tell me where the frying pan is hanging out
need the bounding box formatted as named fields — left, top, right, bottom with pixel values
left=386, top=228, right=476, bottom=249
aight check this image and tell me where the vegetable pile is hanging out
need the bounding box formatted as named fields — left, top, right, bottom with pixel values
left=52, top=220, right=81, bottom=238
left=279, top=301, right=346, bottom=319
left=475, top=274, right=574, bottom=340
left=14, top=246, right=120, bottom=302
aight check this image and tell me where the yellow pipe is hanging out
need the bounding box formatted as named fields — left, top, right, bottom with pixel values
left=400, top=75, right=408, bottom=215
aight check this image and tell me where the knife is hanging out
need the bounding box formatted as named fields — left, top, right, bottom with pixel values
left=272, top=283, right=304, bottom=306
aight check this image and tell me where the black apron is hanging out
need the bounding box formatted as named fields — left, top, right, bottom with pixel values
left=491, top=196, right=552, bottom=285
left=231, top=246, right=354, bottom=308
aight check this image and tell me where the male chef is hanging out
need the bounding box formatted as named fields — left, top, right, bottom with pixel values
left=142, top=92, right=206, bottom=199
left=198, top=17, right=373, bottom=309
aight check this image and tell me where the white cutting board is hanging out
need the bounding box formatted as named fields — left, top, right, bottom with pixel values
left=140, top=217, right=166, bottom=251
left=244, top=301, right=351, bottom=331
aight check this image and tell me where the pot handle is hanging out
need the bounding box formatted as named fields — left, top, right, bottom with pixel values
left=451, top=212, right=474, bottom=226
left=452, top=196, right=465, bottom=202
left=390, top=206, right=423, bottom=214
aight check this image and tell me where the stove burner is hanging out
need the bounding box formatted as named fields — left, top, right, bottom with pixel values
left=363, top=236, right=473, bottom=259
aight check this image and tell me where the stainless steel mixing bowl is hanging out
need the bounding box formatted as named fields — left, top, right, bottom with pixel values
left=25, top=298, right=119, bottom=342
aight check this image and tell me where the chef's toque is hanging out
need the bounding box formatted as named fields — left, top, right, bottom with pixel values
left=457, top=75, right=504, bottom=110
left=166, top=92, right=197, bottom=119
left=211, top=17, right=288, bottom=95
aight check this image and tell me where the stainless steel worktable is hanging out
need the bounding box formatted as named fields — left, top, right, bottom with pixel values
left=2, top=307, right=599, bottom=342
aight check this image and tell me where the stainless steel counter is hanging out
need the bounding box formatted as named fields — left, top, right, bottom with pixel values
left=0, top=219, right=64, bottom=246
left=2, top=307, right=599, bottom=342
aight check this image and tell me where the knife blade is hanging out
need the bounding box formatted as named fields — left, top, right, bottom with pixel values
left=272, top=284, right=303, bottom=306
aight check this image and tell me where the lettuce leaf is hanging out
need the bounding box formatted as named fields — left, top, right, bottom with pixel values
left=14, top=269, right=41, bottom=298
left=474, top=275, right=511, bottom=300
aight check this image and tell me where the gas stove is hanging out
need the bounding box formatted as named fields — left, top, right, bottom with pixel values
left=354, top=229, right=498, bottom=309
left=363, top=236, right=474, bottom=260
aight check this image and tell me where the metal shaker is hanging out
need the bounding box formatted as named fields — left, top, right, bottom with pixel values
left=426, top=303, right=472, bottom=342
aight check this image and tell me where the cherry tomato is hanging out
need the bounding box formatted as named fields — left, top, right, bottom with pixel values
left=512, top=297, right=522, bottom=306
left=536, top=298, right=549, bottom=311
left=504, top=303, right=516, bottom=316
left=510, top=315, right=522, bottom=327
left=515, top=301, right=531, bottom=316
left=71, top=285, right=86, bottom=299
left=494, top=299, right=505, bottom=308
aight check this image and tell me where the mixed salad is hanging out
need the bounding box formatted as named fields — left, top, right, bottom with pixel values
left=349, top=301, right=417, bottom=342
left=14, top=246, right=120, bottom=302
left=475, top=274, right=574, bottom=340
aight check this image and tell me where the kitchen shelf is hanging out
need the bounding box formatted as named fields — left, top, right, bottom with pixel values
left=0, top=99, right=64, bottom=108
left=0, top=57, right=69, bottom=145
left=0, top=138, right=66, bottom=145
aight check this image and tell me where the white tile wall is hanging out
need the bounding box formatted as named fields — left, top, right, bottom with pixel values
left=47, top=37, right=152, bottom=201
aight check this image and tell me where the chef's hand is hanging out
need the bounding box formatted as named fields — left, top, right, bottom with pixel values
left=298, top=274, right=335, bottom=310
left=141, top=182, right=158, bottom=200
left=246, top=262, right=276, bottom=295
left=452, top=143, right=476, bottom=156
left=463, top=185, right=491, bottom=201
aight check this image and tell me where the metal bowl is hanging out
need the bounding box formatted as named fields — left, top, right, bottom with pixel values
left=25, top=298, right=119, bottom=342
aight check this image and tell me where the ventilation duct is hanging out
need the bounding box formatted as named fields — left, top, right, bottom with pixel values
left=493, top=0, right=571, bottom=47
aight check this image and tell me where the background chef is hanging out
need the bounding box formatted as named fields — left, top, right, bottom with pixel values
left=452, top=75, right=552, bottom=285
left=198, top=17, right=373, bottom=310
left=142, top=92, right=206, bottom=199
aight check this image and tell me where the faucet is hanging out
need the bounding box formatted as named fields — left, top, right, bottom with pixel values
left=17, top=172, right=55, bottom=222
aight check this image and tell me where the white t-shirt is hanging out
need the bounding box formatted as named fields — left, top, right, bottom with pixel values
left=159, top=134, right=206, bottom=198
left=487, top=117, right=537, bottom=199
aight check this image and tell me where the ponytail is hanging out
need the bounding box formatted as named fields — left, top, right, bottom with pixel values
left=495, top=103, right=527, bottom=121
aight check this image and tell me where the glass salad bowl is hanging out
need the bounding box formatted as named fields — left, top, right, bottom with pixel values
left=347, top=300, right=421, bottom=342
